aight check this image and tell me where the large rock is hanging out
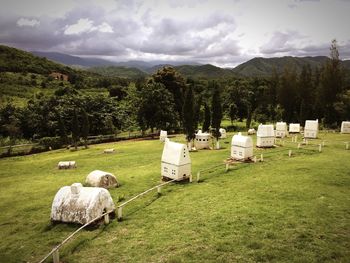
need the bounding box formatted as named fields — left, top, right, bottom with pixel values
left=51, top=183, right=115, bottom=225
left=86, top=170, right=119, bottom=188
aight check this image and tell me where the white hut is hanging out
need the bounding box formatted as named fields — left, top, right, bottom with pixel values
left=341, top=121, right=350, bottom=134
left=304, top=119, right=318, bottom=138
left=256, top=124, right=275, bottom=147
left=86, top=170, right=119, bottom=189
left=231, top=132, right=253, bottom=161
left=194, top=130, right=211, bottom=150
left=289, top=123, right=300, bottom=133
left=160, top=130, right=168, bottom=142
left=248, top=128, right=256, bottom=135
left=58, top=161, right=76, bottom=169
left=219, top=128, right=227, bottom=139
left=275, top=122, right=288, bottom=138
left=161, top=141, right=191, bottom=181
left=51, top=183, right=115, bottom=225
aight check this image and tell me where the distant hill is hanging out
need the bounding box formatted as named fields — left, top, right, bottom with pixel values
left=32, top=51, right=116, bottom=68
left=175, top=64, right=235, bottom=79
left=0, top=45, right=74, bottom=75
left=88, top=66, right=147, bottom=79
left=232, top=56, right=332, bottom=77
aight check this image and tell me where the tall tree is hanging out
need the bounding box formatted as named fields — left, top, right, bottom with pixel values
left=71, top=109, right=80, bottom=150
left=320, top=39, right=344, bottom=125
left=297, top=64, right=314, bottom=123
left=136, top=82, right=179, bottom=133
left=210, top=81, right=223, bottom=149
left=151, top=66, right=186, bottom=124
left=182, top=85, right=195, bottom=148
left=81, top=110, right=90, bottom=149
left=202, top=103, right=211, bottom=132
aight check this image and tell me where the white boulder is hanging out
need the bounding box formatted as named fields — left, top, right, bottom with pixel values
left=51, top=183, right=115, bottom=225
left=86, top=170, right=119, bottom=188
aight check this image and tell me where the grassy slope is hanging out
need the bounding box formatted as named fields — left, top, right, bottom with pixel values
left=0, top=132, right=349, bottom=262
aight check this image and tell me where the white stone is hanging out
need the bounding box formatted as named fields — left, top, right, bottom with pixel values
left=51, top=183, right=115, bottom=225
left=104, top=149, right=115, bottom=153
left=86, top=170, right=119, bottom=188
left=247, top=128, right=256, bottom=135
left=58, top=161, right=76, bottom=169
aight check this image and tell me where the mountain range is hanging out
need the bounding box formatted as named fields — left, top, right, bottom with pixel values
left=30, top=50, right=350, bottom=79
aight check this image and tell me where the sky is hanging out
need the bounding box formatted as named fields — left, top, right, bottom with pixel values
left=0, top=0, right=349, bottom=67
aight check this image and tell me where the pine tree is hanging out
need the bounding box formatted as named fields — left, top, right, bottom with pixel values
left=202, top=103, right=211, bottom=132
left=71, top=109, right=80, bottom=150
left=211, top=81, right=223, bottom=148
left=81, top=110, right=90, bottom=149
left=182, top=85, right=195, bottom=143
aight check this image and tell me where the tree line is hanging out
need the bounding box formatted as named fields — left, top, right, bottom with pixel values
left=0, top=40, right=349, bottom=151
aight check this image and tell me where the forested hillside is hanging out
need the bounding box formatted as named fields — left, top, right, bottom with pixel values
left=1, top=42, right=349, bottom=153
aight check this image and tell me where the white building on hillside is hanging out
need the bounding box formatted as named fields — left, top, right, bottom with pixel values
left=160, top=130, right=167, bottom=142
left=194, top=130, right=211, bottom=150
left=275, top=122, right=288, bottom=138
left=219, top=128, right=227, bottom=139
left=289, top=123, right=301, bottom=133
left=341, top=121, right=350, bottom=134
left=161, top=140, right=191, bottom=181
left=231, top=132, right=253, bottom=161
left=304, top=120, right=318, bottom=138
left=257, top=124, right=275, bottom=147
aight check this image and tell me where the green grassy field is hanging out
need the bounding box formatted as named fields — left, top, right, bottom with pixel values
left=0, top=132, right=349, bottom=262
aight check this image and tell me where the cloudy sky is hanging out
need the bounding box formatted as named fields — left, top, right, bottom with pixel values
left=1, top=0, right=349, bottom=67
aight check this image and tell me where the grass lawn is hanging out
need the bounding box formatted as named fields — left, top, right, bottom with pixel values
left=0, top=132, right=349, bottom=262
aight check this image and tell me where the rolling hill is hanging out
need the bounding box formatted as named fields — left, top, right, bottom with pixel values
left=231, top=56, right=330, bottom=77
left=88, top=66, right=148, bottom=79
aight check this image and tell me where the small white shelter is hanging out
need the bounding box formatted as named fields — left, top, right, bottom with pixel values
left=58, top=161, right=76, bottom=169
left=248, top=128, right=256, bottom=135
left=304, top=119, right=318, bottom=138
left=161, top=141, right=191, bottom=181
left=231, top=132, right=253, bottom=161
left=51, top=183, right=115, bottom=225
left=256, top=124, right=275, bottom=147
left=194, top=130, right=211, bottom=150
left=289, top=123, right=300, bottom=133
left=104, top=148, right=115, bottom=154
left=86, top=170, right=119, bottom=189
left=341, top=121, right=350, bottom=134
left=219, top=128, right=227, bottom=139
left=160, top=130, right=168, bottom=142
left=275, top=122, right=288, bottom=138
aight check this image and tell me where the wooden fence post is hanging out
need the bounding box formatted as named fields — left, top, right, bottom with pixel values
left=53, top=250, right=59, bottom=263
left=197, top=171, right=200, bottom=182
left=225, top=163, right=229, bottom=172
left=288, top=150, right=292, bottom=157
left=260, top=154, right=264, bottom=162
left=319, top=144, right=322, bottom=152
left=189, top=173, right=192, bottom=183
left=253, top=156, right=257, bottom=163
left=298, top=143, right=301, bottom=149
left=322, top=140, right=325, bottom=147
left=117, top=207, right=123, bottom=221
left=346, top=142, right=349, bottom=150
left=157, top=186, right=161, bottom=194
left=104, top=213, right=109, bottom=225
